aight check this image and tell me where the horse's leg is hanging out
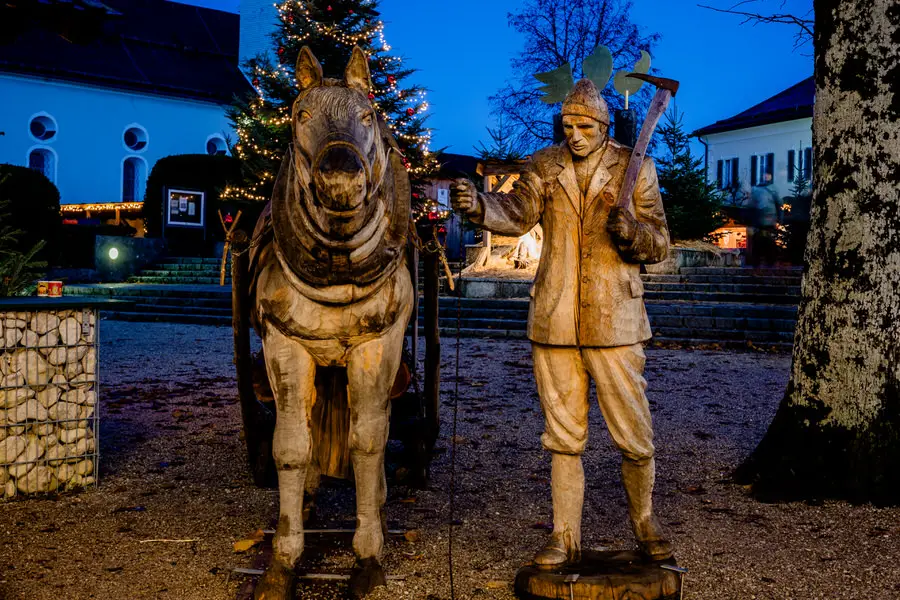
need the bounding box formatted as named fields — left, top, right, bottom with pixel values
left=345, top=322, right=406, bottom=598
left=253, top=327, right=316, bottom=600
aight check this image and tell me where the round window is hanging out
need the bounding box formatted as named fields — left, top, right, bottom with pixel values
left=206, top=136, right=227, bottom=155
left=29, top=115, right=57, bottom=141
left=124, top=126, right=148, bottom=151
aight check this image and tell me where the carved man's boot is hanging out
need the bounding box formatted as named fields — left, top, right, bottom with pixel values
left=622, top=457, right=674, bottom=561
left=534, top=453, right=584, bottom=568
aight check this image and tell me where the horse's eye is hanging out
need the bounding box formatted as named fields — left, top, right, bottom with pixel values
left=361, top=111, right=374, bottom=126
left=299, top=110, right=312, bottom=123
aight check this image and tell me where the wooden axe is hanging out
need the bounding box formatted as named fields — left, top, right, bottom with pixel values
left=615, top=74, right=680, bottom=212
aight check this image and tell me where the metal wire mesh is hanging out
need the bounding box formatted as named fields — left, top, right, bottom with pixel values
left=0, top=308, right=99, bottom=498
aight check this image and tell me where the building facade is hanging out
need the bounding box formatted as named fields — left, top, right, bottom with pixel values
left=693, top=76, right=813, bottom=201
left=692, top=76, right=813, bottom=248
left=0, top=0, right=252, bottom=207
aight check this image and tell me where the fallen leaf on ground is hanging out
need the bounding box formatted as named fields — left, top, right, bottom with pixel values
left=404, top=529, right=420, bottom=542
left=486, top=581, right=508, bottom=589
left=233, top=529, right=265, bottom=553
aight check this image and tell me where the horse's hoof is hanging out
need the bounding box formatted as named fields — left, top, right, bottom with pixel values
left=348, top=557, right=387, bottom=599
left=253, top=561, right=295, bottom=600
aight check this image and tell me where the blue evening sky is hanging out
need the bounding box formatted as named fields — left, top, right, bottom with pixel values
left=180, top=0, right=813, bottom=156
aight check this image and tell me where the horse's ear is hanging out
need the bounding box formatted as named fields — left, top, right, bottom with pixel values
left=344, top=46, right=372, bottom=94
left=296, top=46, right=323, bottom=92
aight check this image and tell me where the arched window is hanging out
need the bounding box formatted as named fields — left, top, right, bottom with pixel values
left=123, top=124, right=148, bottom=152
left=206, top=135, right=227, bottom=155
left=29, top=114, right=57, bottom=142
left=28, top=147, right=56, bottom=183
left=122, top=156, right=147, bottom=202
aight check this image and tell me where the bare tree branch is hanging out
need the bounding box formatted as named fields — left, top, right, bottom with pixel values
left=698, top=1, right=813, bottom=49
left=488, top=0, right=660, bottom=153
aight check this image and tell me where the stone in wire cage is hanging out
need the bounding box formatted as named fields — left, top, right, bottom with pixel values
left=0, top=309, right=99, bottom=498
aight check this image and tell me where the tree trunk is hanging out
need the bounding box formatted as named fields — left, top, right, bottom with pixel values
left=735, top=0, right=900, bottom=504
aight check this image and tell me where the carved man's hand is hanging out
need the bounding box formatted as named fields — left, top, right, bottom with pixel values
left=450, top=178, right=483, bottom=219
left=607, top=206, right=638, bottom=245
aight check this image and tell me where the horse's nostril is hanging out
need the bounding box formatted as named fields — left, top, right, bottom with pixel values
left=319, top=146, right=364, bottom=175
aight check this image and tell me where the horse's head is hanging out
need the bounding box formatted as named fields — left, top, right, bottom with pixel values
left=290, top=46, right=388, bottom=240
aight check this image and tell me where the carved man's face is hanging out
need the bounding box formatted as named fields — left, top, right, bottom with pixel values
left=562, top=115, right=606, bottom=158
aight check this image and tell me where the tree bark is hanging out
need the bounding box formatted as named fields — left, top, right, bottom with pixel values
left=735, top=0, right=900, bottom=504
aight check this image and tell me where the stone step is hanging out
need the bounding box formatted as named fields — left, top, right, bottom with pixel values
left=103, top=310, right=230, bottom=326
left=642, top=290, right=798, bottom=304
left=127, top=276, right=229, bottom=285
left=678, top=266, right=803, bottom=277
left=130, top=303, right=233, bottom=317
left=138, top=296, right=232, bottom=309
left=140, top=269, right=228, bottom=278
left=160, top=257, right=226, bottom=265
left=66, top=284, right=232, bottom=299
left=642, top=282, right=800, bottom=295
left=641, top=274, right=802, bottom=286
left=645, top=302, right=797, bottom=319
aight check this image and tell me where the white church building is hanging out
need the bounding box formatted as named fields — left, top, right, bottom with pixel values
left=0, top=0, right=255, bottom=210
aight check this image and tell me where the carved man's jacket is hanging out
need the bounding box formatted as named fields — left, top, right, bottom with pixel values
left=473, top=140, right=669, bottom=347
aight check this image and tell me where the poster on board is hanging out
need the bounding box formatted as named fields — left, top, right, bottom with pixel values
left=166, top=189, right=205, bottom=228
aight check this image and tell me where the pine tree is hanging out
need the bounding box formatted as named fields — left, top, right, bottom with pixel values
left=655, top=109, right=726, bottom=242
left=225, top=0, right=436, bottom=206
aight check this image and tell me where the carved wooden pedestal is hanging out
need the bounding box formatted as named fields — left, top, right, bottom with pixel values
left=514, top=550, right=682, bottom=600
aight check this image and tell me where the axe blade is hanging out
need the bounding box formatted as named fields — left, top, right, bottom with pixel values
left=625, top=73, right=680, bottom=97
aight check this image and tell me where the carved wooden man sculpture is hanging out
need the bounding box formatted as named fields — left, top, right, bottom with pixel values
left=452, top=79, right=673, bottom=566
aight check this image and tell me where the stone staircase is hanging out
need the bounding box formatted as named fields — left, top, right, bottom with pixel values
left=128, top=257, right=231, bottom=285
left=66, top=266, right=803, bottom=348
left=126, top=256, right=462, bottom=291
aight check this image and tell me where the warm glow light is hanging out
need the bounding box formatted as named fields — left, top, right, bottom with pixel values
left=108, top=247, right=119, bottom=260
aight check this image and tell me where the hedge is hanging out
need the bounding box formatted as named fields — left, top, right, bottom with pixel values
left=0, top=164, right=62, bottom=259
left=142, top=154, right=265, bottom=241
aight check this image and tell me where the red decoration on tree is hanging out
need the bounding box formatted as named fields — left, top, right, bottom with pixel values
left=252, top=78, right=260, bottom=86
left=349, top=9, right=354, bottom=14
left=387, top=75, right=396, bottom=84
left=326, top=5, right=332, bottom=10
left=367, top=93, right=375, bottom=100
left=277, top=46, right=285, bottom=55
left=365, top=18, right=370, bottom=23
left=287, top=14, right=293, bottom=23
left=406, top=108, right=415, bottom=116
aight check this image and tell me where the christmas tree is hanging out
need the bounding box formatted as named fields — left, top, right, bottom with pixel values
left=224, top=0, right=437, bottom=210
left=655, top=109, right=726, bottom=242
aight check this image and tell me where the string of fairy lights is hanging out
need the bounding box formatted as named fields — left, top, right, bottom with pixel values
left=222, top=0, right=437, bottom=203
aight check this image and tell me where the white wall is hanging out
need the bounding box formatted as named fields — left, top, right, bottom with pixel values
left=700, top=118, right=812, bottom=201
left=0, top=73, right=233, bottom=205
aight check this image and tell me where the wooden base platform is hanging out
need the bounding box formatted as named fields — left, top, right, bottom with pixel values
left=514, top=550, right=682, bottom=600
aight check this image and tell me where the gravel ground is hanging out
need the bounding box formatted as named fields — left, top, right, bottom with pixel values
left=0, top=320, right=898, bottom=600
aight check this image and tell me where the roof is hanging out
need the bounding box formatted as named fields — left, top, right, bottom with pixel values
left=0, top=0, right=253, bottom=104
left=434, top=152, right=481, bottom=178
left=691, top=76, right=814, bottom=138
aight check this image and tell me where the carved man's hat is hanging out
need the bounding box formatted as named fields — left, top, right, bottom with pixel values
left=562, top=79, right=609, bottom=125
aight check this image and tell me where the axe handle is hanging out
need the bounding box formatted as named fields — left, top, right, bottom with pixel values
left=616, top=88, right=673, bottom=213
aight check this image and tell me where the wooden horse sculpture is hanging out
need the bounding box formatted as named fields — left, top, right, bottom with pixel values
left=245, top=46, right=413, bottom=599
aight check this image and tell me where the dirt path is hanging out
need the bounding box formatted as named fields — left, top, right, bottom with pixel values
left=0, top=321, right=897, bottom=600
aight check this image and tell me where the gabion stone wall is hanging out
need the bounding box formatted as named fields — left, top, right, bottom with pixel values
left=0, top=309, right=98, bottom=498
